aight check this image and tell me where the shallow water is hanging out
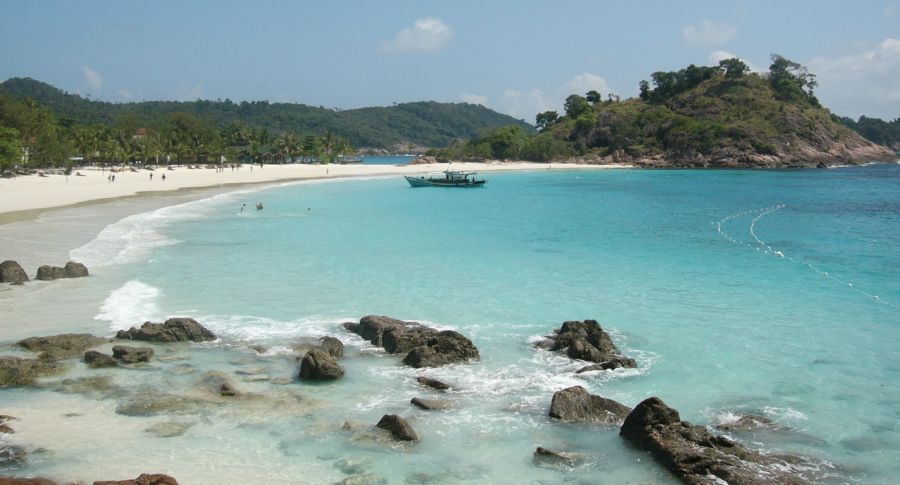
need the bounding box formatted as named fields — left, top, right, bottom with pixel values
left=2, top=164, right=899, bottom=483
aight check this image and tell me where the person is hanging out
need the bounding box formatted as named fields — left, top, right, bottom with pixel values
left=240, top=203, right=246, bottom=214
left=162, top=173, right=166, bottom=181
left=150, top=173, right=153, bottom=180
left=111, top=174, right=115, bottom=182
left=256, top=202, right=263, bottom=211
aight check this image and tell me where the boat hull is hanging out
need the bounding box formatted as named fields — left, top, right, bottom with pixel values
left=405, top=176, right=486, bottom=187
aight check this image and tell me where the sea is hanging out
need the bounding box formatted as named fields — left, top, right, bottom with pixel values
left=1, top=160, right=898, bottom=483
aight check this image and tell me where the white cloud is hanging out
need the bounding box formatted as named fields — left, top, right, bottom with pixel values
left=708, top=50, right=759, bottom=72
left=381, top=17, right=453, bottom=54
left=495, top=73, right=613, bottom=121
left=80, top=65, right=102, bottom=92
left=458, top=94, right=488, bottom=106
left=808, top=38, right=900, bottom=118
left=683, top=20, right=737, bottom=45
left=562, top=73, right=611, bottom=97
left=117, top=89, right=133, bottom=100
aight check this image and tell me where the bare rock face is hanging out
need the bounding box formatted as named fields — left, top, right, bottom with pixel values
left=548, top=386, right=631, bottom=425
left=298, top=349, right=345, bottom=380
left=116, top=318, right=216, bottom=343
left=112, top=345, right=154, bottom=364
left=0, top=260, right=29, bottom=284
left=541, top=320, right=637, bottom=369
left=18, top=334, right=107, bottom=360
left=0, top=356, right=63, bottom=387
left=376, top=414, right=418, bottom=441
left=93, top=473, right=179, bottom=485
left=620, top=397, right=812, bottom=485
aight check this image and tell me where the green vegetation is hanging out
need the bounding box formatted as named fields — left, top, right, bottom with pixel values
left=432, top=55, right=888, bottom=167
left=839, top=116, right=900, bottom=149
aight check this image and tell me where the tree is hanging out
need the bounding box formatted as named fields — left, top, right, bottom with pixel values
left=768, top=54, right=819, bottom=105
left=0, top=126, right=22, bottom=170
left=718, top=58, right=749, bottom=79
left=585, top=90, right=602, bottom=104
left=535, top=111, right=559, bottom=132
left=564, top=95, right=591, bottom=118
left=639, top=80, right=651, bottom=100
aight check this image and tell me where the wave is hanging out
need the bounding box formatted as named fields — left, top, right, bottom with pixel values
left=95, top=280, right=163, bottom=330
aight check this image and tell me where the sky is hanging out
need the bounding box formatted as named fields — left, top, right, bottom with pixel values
left=1, top=0, right=899, bottom=121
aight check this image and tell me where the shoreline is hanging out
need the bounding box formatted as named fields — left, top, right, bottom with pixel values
left=0, top=161, right=628, bottom=223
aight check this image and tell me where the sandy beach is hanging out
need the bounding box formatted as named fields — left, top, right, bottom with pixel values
left=0, top=162, right=627, bottom=220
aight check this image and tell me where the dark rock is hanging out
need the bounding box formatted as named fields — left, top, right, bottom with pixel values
left=620, top=397, right=812, bottom=485
left=549, top=386, right=631, bottom=424
left=343, top=315, right=413, bottom=346
left=543, top=319, right=635, bottom=366
left=0, top=424, right=13, bottom=434
left=93, top=474, right=179, bottom=485
left=383, top=326, right=438, bottom=354
left=0, top=260, right=29, bottom=284
left=84, top=350, right=118, bottom=368
left=0, top=477, right=58, bottom=485
left=376, top=414, right=418, bottom=441
left=18, top=333, right=107, bottom=360
left=717, top=414, right=777, bottom=431
left=532, top=447, right=579, bottom=467
left=575, top=357, right=637, bottom=373
left=0, top=356, right=63, bottom=387
left=318, top=336, right=344, bottom=359
left=298, top=349, right=345, bottom=380
left=197, top=371, right=241, bottom=397
left=403, top=331, right=479, bottom=368
left=34, top=265, right=67, bottom=280
left=416, top=376, right=450, bottom=390
left=112, top=345, right=154, bottom=364
left=410, top=397, right=453, bottom=410
left=116, top=317, right=216, bottom=342
left=64, top=262, right=89, bottom=278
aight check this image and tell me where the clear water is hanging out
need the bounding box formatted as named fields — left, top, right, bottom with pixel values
left=2, top=164, right=900, bottom=484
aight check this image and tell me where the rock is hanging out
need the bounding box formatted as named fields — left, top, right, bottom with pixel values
left=318, top=336, right=344, bottom=359
left=115, top=393, right=198, bottom=416
left=549, top=386, right=631, bottom=424
left=112, top=345, right=154, bottom=364
left=543, top=319, right=635, bottom=366
left=409, top=155, right=438, bottom=165
left=382, top=326, right=438, bottom=354
left=197, top=371, right=241, bottom=397
left=0, top=445, right=27, bottom=468
left=620, top=397, right=812, bottom=485
left=64, top=261, right=89, bottom=278
left=410, top=397, right=454, bottom=410
left=717, top=414, right=777, bottom=431
left=145, top=421, right=193, bottom=438
left=0, top=477, right=58, bottom=485
left=34, top=265, right=67, bottom=280
left=416, top=376, right=450, bottom=390
left=402, top=331, right=479, bottom=368
left=84, top=350, right=118, bottom=368
left=50, top=376, right=125, bottom=399
left=335, top=474, right=384, bottom=485
left=376, top=414, right=418, bottom=441
left=298, top=349, right=345, bottom=380
left=93, top=474, right=179, bottom=485
left=343, top=315, right=416, bottom=346
left=116, top=317, right=216, bottom=342
left=532, top=446, right=578, bottom=467
left=0, top=260, right=29, bottom=284
left=0, top=425, right=13, bottom=434
left=334, top=456, right=375, bottom=475
left=0, top=356, right=63, bottom=387
left=574, top=357, right=638, bottom=373
left=18, top=334, right=107, bottom=360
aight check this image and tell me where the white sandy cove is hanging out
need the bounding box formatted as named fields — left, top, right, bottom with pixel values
left=0, top=161, right=627, bottom=216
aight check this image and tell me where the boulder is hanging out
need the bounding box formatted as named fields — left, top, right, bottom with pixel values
left=376, top=414, right=418, bottom=441
left=620, top=397, right=812, bottom=485
left=84, top=350, right=118, bottom=368
left=343, top=315, right=416, bottom=346
left=116, top=318, right=216, bottom=343
left=0, top=260, right=29, bottom=284
left=18, top=333, right=107, bottom=360
left=298, top=349, right=345, bottom=380
left=402, top=331, right=480, bottom=368
left=549, top=386, right=631, bottom=424
left=543, top=319, right=635, bottom=366
left=532, top=446, right=578, bottom=467
left=410, top=397, right=454, bottom=410
left=416, top=376, right=450, bottom=390
left=112, top=345, right=154, bottom=364
left=383, top=326, right=437, bottom=354
left=34, top=265, right=68, bottom=281
left=93, top=474, right=179, bottom=485
left=0, top=356, right=63, bottom=387
left=64, top=262, right=89, bottom=278
left=317, top=336, right=344, bottom=359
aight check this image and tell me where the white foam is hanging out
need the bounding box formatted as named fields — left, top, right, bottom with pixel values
left=95, top=280, right=163, bottom=330
left=193, top=313, right=361, bottom=344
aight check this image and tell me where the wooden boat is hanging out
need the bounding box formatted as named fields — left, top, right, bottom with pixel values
left=405, top=170, right=486, bottom=187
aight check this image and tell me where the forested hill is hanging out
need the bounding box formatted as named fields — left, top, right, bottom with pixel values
left=0, top=77, right=532, bottom=149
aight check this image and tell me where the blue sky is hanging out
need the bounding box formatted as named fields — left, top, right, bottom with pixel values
left=2, top=0, right=899, bottom=121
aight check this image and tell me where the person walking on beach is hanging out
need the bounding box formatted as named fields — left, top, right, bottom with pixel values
left=240, top=203, right=246, bottom=214
left=162, top=173, right=166, bottom=182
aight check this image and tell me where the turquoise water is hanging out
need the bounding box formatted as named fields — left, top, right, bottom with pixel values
left=4, top=164, right=900, bottom=483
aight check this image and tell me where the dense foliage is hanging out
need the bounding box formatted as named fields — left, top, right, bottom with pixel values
left=0, top=78, right=531, bottom=149
left=838, top=116, right=900, bottom=148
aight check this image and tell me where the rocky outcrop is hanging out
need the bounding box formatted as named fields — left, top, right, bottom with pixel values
left=112, top=345, right=154, bottom=364
left=18, top=334, right=107, bottom=360
left=0, top=477, right=58, bottom=485
left=317, top=336, right=344, bottom=358
left=620, top=397, right=812, bottom=485
left=116, top=318, right=216, bottom=343
left=416, top=376, right=450, bottom=390
left=298, top=349, right=345, bottom=380
left=409, top=155, right=438, bottom=165
left=0, top=261, right=29, bottom=284
left=410, top=397, right=453, bottom=410
left=93, top=474, right=179, bottom=485
left=0, top=356, right=62, bottom=386
left=376, top=414, right=418, bottom=441
left=84, top=350, right=118, bottom=368
left=539, top=320, right=636, bottom=369
left=34, top=261, right=89, bottom=281
left=383, top=326, right=438, bottom=354
left=549, top=386, right=631, bottom=424
left=402, top=331, right=479, bottom=368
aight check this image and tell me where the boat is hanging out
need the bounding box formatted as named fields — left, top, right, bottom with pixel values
left=405, top=170, right=486, bottom=187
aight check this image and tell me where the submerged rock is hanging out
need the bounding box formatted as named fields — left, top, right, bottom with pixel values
left=298, top=349, right=345, bottom=380
left=18, top=334, right=107, bottom=360
left=112, top=345, right=154, bottom=364
left=0, top=260, right=29, bottom=284
left=0, top=356, right=63, bottom=387
left=84, top=350, right=118, bottom=368
left=575, top=357, right=638, bottom=373
left=416, top=376, right=450, bottom=390
left=410, top=397, right=454, bottom=410
left=541, top=320, right=636, bottom=367
left=549, top=386, right=631, bottom=424
left=197, top=371, right=241, bottom=397
left=116, top=393, right=201, bottom=416
left=144, top=421, right=194, bottom=438
left=716, top=414, right=777, bottom=431
left=376, top=414, right=419, bottom=442
left=620, top=397, right=812, bottom=485
left=532, top=446, right=583, bottom=468
left=402, top=331, right=479, bottom=368
left=116, top=318, right=216, bottom=343
left=93, top=474, right=179, bottom=485
left=48, top=376, right=125, bottom=399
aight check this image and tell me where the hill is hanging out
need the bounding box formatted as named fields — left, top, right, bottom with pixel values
left=432, top=57, right=894, bottom=168
left=0, top=77, right=533, bottom=150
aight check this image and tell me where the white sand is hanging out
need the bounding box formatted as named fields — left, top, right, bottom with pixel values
left=0, top=162, right=627, bottom=216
